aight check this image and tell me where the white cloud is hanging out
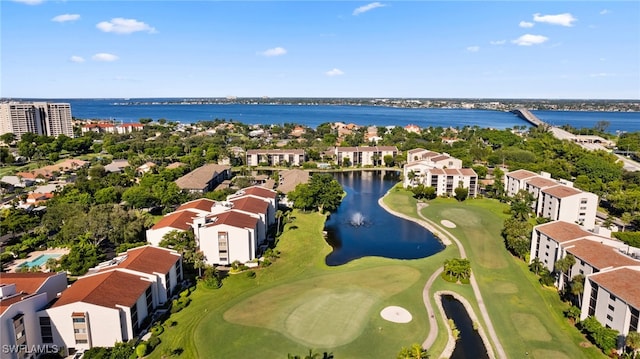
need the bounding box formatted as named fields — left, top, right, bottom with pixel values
left=466, top=46, right=480, bottom=52
left=519, top=21, right=534, bottom=28
left=92, top=53, right=119, bottom=62
left=490, top=40, right=506, bottom=45
left=512, top=34, right=549, bottom=46
left=353, top=2, right=386, bottom=16
left=12, top=0, right=44, bottom=5
left=599, top=9, right=610, bottom=15
left=533, top=13, right=577, bottom=27
left=96, top=18, right=157, bottom=34
left=259, top=47, right=287, bottom=57
left=325, top=68, right=344, bottom=76
left=70, top=56, right=85, bottom=63
left=52, top=14, right=80, bottom=23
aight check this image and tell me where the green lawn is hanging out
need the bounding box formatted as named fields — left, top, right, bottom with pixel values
left=418, top=197, right=606, bottom=359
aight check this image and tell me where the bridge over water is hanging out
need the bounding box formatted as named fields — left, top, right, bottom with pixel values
left=511, top=108, right=547, bottom=127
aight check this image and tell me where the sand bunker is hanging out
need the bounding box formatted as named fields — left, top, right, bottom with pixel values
left=380, top=306, right=412, bottom=323
left=440, top=220, right=456, bottom=228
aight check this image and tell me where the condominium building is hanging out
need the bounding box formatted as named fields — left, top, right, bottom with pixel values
left=147, top=186, right=277, bottom=265
left=504, top=170, right=599, bottom=229
left=403, top=149, right=478, bottom=197
left=581, top=267, right=640, bottom=339
left=531, top=220, right=640, bottom=349
left=246, top=149, right=305, bottom=167
left=334, top=146, right=398, bottom=167
left=40, top=246, right=182, bottom=353
left=0, top=273, right=68, bottom=359
left=174, top=164, right=232, bottom=193
left=0, top=102, right=73, bottom=139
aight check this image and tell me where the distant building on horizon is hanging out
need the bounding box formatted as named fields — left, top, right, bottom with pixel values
left=0, top=102, right=73, bottom=140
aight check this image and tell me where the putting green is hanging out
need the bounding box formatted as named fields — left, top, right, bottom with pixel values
left=224, top=265, right=421, bottom=348
left=284, top=289, right=378, bottom=347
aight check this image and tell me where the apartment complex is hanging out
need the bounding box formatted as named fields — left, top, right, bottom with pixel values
left=39, top=246, right=182, bottom=354
left=174, top=163, right=232, bottom=193
left=1, top=246, right=182, bottom=357
left=504, top=170, right=598, bottom=229
left=246, top=149, right=306, bottom=166
left=403, top=148, right=478, bottom=197
left=0, top=102, right=73, bottom=140
left=529, top=220, right=640, bottom=345
left=81, top=122, right=144, bottom=134
left=0, top=273, right=68, bottom=359
left=147, top=186, right=278, bottom=265
left=334, top=146, right=398, bottom=167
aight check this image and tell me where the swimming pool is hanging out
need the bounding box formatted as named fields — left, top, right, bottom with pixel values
left=19, top=254, right=62, bottom=268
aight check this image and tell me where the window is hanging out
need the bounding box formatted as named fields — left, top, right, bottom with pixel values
left=608, top=304, right=615, bottom=311
left=606, top=315, right=613, bottom=321
left=630, top=307, right=639, bottom=332
left=75, top=339, right=88, bottom=344
left=72, top=318, right=85, bottom=323
left=40, top=317, right=53, bottom=343
left=74, top=328, right=86, bottom=334
left=610, top=294, right=616, bottom=301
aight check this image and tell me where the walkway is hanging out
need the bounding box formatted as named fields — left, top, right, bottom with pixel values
left=378, top=196, right=506, bottom=359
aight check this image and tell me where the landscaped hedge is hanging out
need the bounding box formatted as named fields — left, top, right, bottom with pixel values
left=612, top=232, right=640, bottom=247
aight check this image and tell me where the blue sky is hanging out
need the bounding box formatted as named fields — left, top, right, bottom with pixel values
left=2, top=1, right=639, bottom=99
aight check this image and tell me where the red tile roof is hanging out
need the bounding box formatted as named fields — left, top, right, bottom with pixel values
left=240, top=186, right=277, bottom=200
left=205, top=210, right=258, bottom=230
left=589, top=268, right=640, bottom=310
left=459, top=168, right=477, bottom=176
left=230, top=196, right=268, bottom=214
left=564, top=239, right=640, bottom=270
left=535, top=221, right=592, bottom=243
left=176, top=199, right=215, bottom=213
left=152, top=210, right=198, bottom=230
left=52, top=270, right=150, bottom=309
left=431, top=155, right=452, bottom=162
left=0, top=272, right=57, bottom=313
left=506, top=169, right=538, bottom=180
left=525, top=177, right=558, bottom=189
left=116, top=246, right=180, bottom=274
left=542, top=185, right=582, bottom=198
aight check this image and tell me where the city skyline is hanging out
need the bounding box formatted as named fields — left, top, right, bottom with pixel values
left=2, top=1, right=639, bottom=99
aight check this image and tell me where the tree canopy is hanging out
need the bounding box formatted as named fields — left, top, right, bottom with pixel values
left=287, top=173, right=344, bottom=212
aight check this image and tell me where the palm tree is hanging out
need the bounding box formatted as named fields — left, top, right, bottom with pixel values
left=529, top=257, right=544, bottom=275
left=626, top=331, right=640, bottom=356
left=397, top=344, right=429, bottom=359
left=554, top=255, right=576, bottom=289
left=275, top=209, right=284, bottom=236
left=569, top=274, right=585, bottom=306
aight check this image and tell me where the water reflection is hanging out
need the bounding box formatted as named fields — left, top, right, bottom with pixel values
left=441, top=295, right=490, bottom=359
left=323, top=171, right=444, bottom=266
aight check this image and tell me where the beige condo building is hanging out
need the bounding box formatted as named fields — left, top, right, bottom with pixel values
left=0, top=102, right=73, bottom=139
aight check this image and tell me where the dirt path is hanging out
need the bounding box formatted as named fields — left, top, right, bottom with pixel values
left=378, top=195, right=507, bottom=359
